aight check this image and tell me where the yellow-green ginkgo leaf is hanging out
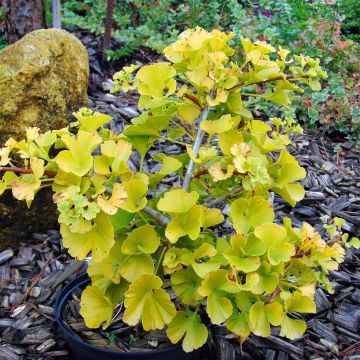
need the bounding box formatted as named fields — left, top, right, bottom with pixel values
left=123, top=274, right=176, bottom=330
left=118, top=179, right=148, bottom=213
left=226, top=308, right=250, bottom=338
left=230, top=196, right=274, bottom=234
left=137, top=63, right=176, bottom=98
left=280, top=315, right=306, bottom=340
left=167, top=311, right=208, bottom=353
left=97, top=183, right=128, bottom=215
left=88, top=259, right=113, bottom=291
left=149, top=156, right=182, bottom=187
left=55, top=131, right=101, bottom=176
left=73, top=108, right=113, bottom=132
left=206, top=88, right=228, bottom=106
left=178, top=102, right=201, bottom=124
left=275, top=162, right=306, bottom=188
left=170, top=267, right=203, bottom=305
left=163, top=247, right=193, bottom=269
left=157, top=189, right=199, bottom=214
left=94, top=240, right=124, bottom=284
left=80, top=285, right=114, bottom=329
left=284, top=292, right=316, bottom=314
left=198, top=270, right=240, bottom=324
left=52, top=169, right=82, bottom=194
left=121, top=224, right=160, bottom=254
left=223, top=234, right=261, bottom=273
left=60, top=211, right=114, bottom=262
left=273, top=183, right=305, bottom=207
left=254, top=223, right=287, bottom=247
left=120, top=253, right=155, bottom=282
left=200, top=114, right=233, bottom=139
left=254, top=223, right=295, bottom=265
left=208, top=163, right=234, bottom=182
left=200, top=206, right=224, bottom=229
left=249, top=301, right=284, bottom=337
left=11, top=158, right=44, bottom=201
left=165, top=205, right=203, bottom=243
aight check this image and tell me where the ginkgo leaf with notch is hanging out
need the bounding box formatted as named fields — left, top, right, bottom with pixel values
left=223, top=234, right=261, bottom=273
left=165, top=205, right=203, bottom=243
left=97, top=183, right=128, bottom=215
left=80, top=285, right=114, bottom=329
left=123, top=274, right=176, bottom=330
left=157, top=189, right=199, bottom=214
left=170, top=267, right=203, bottom=306
left=11, top=158, right=44, bottom=202
left=55, top=131, right=101, bottom=176
left=137, top=63, right=176, bottom=98
left=200, top=114, right=233, bottom=139
left=167, top=311, right=208, bottom=353
left=249, top=301, right=283, bottom=337
left=118, top=179, right=148, bottom=213
left=121, top=224, right=160, bottom=255
left=60, top=211, right=114, bottom=262
left=254, top=223, right=295, bottom=265
left=198, top=269, right=240, bottom=324
left=230, top=196, right=274, bottom=234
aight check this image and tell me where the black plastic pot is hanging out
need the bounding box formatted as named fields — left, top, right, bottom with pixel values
left=55, top=273, right=200, bottom=360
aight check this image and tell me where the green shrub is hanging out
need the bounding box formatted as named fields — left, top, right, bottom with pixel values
left=1, top=28, right=356, bottom=352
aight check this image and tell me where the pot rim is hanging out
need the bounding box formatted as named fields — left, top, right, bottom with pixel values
left=54, top=272, right=184, bottom=357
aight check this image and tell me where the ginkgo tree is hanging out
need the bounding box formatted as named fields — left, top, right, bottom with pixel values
left=0, top=27, right=357, bottom=353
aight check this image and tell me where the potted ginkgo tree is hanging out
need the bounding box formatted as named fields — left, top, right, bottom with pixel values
left=0, top=27, right=355, bottom=359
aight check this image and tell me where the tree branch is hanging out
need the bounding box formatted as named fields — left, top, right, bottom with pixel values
left=226, top=74, right=310, bottom=92
left=0, top=166, right=57, bottom=178
left=183, top=106, right=210, bottom=191
left=142, top=206, right=170, bottom=227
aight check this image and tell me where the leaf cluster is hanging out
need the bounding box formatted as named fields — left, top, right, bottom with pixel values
left=0, top=28, right=351, bottom=353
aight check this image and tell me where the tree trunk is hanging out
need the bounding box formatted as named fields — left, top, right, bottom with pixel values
left=4, top=0, right=46, bottom=44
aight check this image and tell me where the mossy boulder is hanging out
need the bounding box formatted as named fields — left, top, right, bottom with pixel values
left=0, top=29, right=89, bottom=248
left=0, top=28, right=89, bottom=144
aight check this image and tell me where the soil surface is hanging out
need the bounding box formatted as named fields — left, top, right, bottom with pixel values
left=0, top=27, right=359, bottom=360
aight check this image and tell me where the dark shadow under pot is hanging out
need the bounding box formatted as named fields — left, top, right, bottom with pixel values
left=55, top=273, right=200, bottom=360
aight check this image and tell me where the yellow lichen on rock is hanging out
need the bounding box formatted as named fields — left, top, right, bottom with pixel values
left=0, top=29, right=89, bottom=247
left=0, top=28, right=89, bottom=145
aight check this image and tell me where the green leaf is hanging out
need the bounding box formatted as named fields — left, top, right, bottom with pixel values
left=178, top=102, right=200, bottom=124
left=149, top=156, right=182, bottom=187
left=226, top=308, right=250, bottom=337
left=171, top=267, right=203, bottom=305
left=137, top=62, right=176, bottom=98
left=121, top=224, right=160, bottom=254
left=223, top=234, right=261, bottom=273
left=165, top=205, right=202, bottom=243
left=157, top=189, right=199, bottom=214
left=249, top=301, right=284, bottom=337
left=61, top=212, right=114, bottom=262
left=123, top=274, right=176, bottom=330
left=110, top=209, right=135, bottom=232
left=198, top=270, right=240, bottom=324
left=249, top=302, right=270, bottom=337
left=280, top=316, right=306, bottom=340
left=167, top=311, right=208, bottom=353
left=55, top=131, right=101, bottom=176
left=120, top=253, right=154, bottom=282
left=285, top=292, right=316, bottom=314
left=200, top=114, right=233, bottom=138
left=118, top=179, right=148, bottom=213
left=230, top=197, right=274, bottom=234
left=73, top=108, right=112, bottom=132
left=80, top=285, right=114, bottom=329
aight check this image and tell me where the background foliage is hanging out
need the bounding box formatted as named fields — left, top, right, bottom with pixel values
left=0, top=0, right=358, bottom=140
